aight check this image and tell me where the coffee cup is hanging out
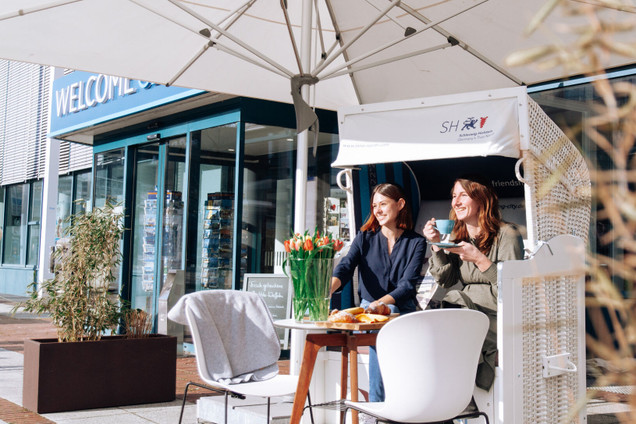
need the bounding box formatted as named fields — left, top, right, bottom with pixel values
left=434, top=219, right=455, bottom=238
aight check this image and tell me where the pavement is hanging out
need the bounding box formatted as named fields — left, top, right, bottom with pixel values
left=0, top=295, right=242, bottom=424
left=0, top=293, right=631, bottom=424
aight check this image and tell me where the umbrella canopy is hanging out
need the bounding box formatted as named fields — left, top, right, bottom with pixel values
left=0, top=0, right=633, bottom=112
left=0, top=0, right=631, bottom=233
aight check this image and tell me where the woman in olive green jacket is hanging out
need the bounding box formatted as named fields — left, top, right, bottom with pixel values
left=423, top=176, right=524, bottom=391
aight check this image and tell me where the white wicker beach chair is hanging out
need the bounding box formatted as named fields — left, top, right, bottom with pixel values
left=493, top=97, right=591, bottom=424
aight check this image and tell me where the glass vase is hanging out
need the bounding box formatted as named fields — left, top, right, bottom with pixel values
left=288, top=257, right=333, bottom=322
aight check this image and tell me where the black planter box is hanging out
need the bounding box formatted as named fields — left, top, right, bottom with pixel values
left=23, top=334, right=177, bottom=413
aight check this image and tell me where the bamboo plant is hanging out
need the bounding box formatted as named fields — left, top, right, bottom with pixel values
left=18, top=202, right=125, bottom=342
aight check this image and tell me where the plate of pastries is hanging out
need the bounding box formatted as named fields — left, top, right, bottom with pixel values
left=315, top=304, right=396, bottom=330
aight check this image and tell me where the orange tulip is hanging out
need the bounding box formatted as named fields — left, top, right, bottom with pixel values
left=303, top=238, right=314, bottom=251
left=284, top=239, right=291, bottom=253
left=291, top=239, right=302, bottom=251
left=333, top=239, right=344, bottom=251
left=316, top=236, right=329, bottom=247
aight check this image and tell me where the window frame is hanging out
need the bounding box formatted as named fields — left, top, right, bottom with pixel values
left=1, top=181, right=39, bottom=267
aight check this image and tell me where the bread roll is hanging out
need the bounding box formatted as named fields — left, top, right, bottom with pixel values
left=364, top=303, right=391, bottom=316
left=327, top=310, right=356, bottom=323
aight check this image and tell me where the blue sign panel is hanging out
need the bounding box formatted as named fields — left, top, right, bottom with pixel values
left=50, top=71, right=205, bottom=137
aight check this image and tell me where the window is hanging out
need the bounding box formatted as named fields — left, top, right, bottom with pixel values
left=73, top=171, right=91, bottom=215
left=3, top=184, right=28, bottom=264
left=57, top=175, right=73, bottom=236
left=0, top=187, right=4, bottom=260
left=239, top=124, right=344, bottom=283
left=56, top=171, right=92, bottom=236
left=193, top=124, right=239, bottom=291
left=1, top=180, right=45, bottom=266
left=530, top=74, right=636, bottom=295
left=2, top=180, right=43, bottom=266
left=94, top=149, right=125, bottom=208
left=27, top=180, right=43, bottom=265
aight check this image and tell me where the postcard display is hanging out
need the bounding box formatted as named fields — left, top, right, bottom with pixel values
left=201, top=193, right=246, bottom=289
left=325, top=197, right=350, bottom=242
left=142, top=191, right=183, bottom=292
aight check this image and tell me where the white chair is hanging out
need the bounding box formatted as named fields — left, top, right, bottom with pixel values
left=168, top=290, right=312, bottom=424
left=343, top=309, right=489, bottom=424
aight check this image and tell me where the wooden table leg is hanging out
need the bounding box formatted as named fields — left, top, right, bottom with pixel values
left=290, top=338, right=322, bottom=424
left=347, top=332, right=376, bottom=424
left=289, top=333, right=347, bottom=424
left=349, top=347, right=359, bottom=424
left=287, top=331, right=375, bottom=424
left=340, top=347, right=349, bottom=424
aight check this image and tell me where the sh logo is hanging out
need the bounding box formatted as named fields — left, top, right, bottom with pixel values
left=440, top=116, right=489, bottom=133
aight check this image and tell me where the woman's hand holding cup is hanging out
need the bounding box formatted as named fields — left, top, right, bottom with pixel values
left=423, top=218, right=441, bottom=243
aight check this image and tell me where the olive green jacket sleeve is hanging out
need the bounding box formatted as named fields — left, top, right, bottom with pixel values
left=428, top=223, right=524, bottom=290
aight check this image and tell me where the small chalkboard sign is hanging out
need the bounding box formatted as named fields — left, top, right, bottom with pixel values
left=243, top=273, right=292, bottom=349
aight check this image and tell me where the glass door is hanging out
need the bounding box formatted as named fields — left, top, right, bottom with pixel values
left=161, top=137, right=186, bottom=286
left=131, top=143, right=161, bottom=316
left=192, top=124, right=239, bottom=291
left=130, top=137, right=187, bottom=324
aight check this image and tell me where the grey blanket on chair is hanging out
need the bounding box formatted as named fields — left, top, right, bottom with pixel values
left=168, top=290, right=280, bottom=384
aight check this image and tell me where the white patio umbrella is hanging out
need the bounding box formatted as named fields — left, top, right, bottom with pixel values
left=0, top=0, right=633, bottom=229
left=1, top=0, right=633, bottom=106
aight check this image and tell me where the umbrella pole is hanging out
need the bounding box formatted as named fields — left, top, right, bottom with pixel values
left=290, top=0, right=314, bottom=382
left=293, top=0, right=313, bottom=235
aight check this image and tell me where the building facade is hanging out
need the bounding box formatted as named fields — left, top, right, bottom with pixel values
left=1, top=60, right=633, bottom=336
left=37, top=69, right=351, bottom=327
left=0, top=62, right=92, bottom=295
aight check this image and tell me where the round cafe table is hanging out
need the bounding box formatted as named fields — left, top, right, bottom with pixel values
left=274, top=318, right=387, bottom=424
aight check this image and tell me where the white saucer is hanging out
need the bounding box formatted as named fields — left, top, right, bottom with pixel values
left=431, top=242, right=460, bottom=248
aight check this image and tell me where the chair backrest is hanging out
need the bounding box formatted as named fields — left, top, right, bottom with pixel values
left=376, top=309, right=489, bottom=423
left=179, top=290, right=281, bottom=383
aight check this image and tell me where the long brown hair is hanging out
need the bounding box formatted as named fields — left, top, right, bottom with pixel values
left=360, top=183, right=413, bottom=232
left=450, top=176, right=501, bottom=254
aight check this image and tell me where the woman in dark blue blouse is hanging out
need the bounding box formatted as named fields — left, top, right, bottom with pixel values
left=331, top=183, right=426, bottom=403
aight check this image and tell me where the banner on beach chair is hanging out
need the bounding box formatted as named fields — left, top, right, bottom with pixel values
left=332, top=88, right=526, bottom=168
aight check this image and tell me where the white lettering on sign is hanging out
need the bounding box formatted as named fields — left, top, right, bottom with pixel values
left=55, top=75, right=156, bottom=118
left=249, top=280, right=285, bottom=300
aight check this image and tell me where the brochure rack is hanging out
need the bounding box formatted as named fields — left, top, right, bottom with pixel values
left=142, top=191, right=157, bottom=292
left=142, top=190, right=183, bottom=292
left=163, top=190, right=183, bottom=273
left=201, top=193, right=234, bottom=289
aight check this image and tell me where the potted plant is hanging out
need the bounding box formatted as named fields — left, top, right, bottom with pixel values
left=17, top=203, right=177, bottom=413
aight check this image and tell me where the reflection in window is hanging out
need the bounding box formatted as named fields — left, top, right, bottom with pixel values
left=56, top=171, right=92, bottom=243
left=194, top=124, right=238, bottom=291
left=27, top=181, right=43, bottom=265
left=307, top=132, right=346, bottom=241
left=0, top=187, right=4, bottom=260
left=95, top=149, right=125, bottom=208
left=242, top=124, right=295, bottom=278
left=3, top=184, right=27, bottom=264
left=530, top=78, right=633, bottom=294
left=73, top=171, right=92, bottom=215
left=57, top=175, right=73, bottom=236
left=130, top=143, right=160, bottom=315
left=240, top=124, right=344, bottom=285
